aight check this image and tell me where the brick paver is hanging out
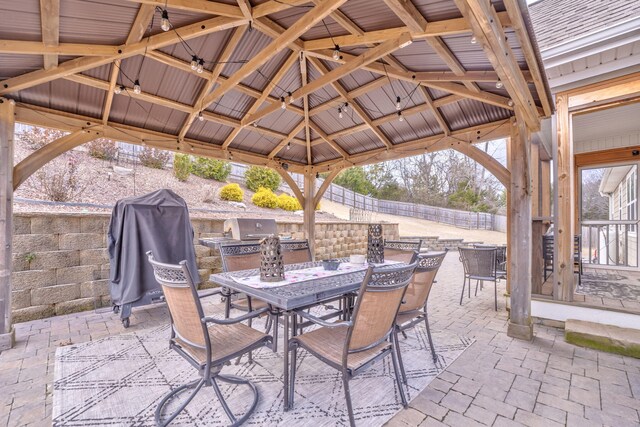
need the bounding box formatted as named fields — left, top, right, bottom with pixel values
left=1, top=253, right=639, bottom=426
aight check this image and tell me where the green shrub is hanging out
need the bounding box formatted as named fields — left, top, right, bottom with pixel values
left=87, top=138, right=118, bottom=161
left=191, top=157, right=231, bottom=181
left=244, top=166, right=281, bottom=192
left=173, top=154, right=192, bottom=182
left=139, top=147, right=170, bottom=169
left=277, top=193, right=302, bottom=211
left=251, top=187, right=278, bottom=208
left=220, top=183, right=244, bottom=202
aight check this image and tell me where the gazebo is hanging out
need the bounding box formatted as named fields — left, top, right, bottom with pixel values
left=0, top=0, right=552, bottom=350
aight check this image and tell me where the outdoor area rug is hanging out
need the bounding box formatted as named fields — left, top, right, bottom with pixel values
left=52, top=321, right=473, bottom=426
left=577, top=270, right=640, bottom=301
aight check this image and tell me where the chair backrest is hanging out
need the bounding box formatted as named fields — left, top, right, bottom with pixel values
left=281, top=240, right=312, bottom=264
left=147, top=251, right=209, bottom=350
left=346, top=262, right=417, bottom=353
left=219, top=242, right=261, bottom=272
left=400, top=251, right=447, bottom=313
left=542, top=235, right=580, bottom=262
left=458, top=246, right=496, bottom=278
left=384, top=240, right=422, bottom=263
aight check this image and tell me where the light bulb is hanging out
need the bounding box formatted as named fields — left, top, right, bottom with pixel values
left=286, top=142, right=291, bottom=150
left=196, top=59, right=204, bottom=74
left=198, top=112, right=204, bottom=122
left=281, top=97, right=286, bottom=110
left=190, top=56, right=198, bottom=70
left=343, top=103, right=348, bottom=112
left=252, top=121, right=258, bottom=127
left=470, top=36, right=477, bottom=44
left=398, top=111, right=404, bottom=122
left=332, top=45, right=340, bottom=61
left=288, top=92, right=295, bottom=104
left=338, top=108, right=343, bottom=119
left=133, top=80, right=141, bottom=94
left=496, top=80, right=503, bottom=89
left=507, top=99, right=514, bottom=107
left=114, top=85, right=122, bottom=95
left=161, top=10, right=170, bottom=32
left=396, top=96, right=401, bottom=110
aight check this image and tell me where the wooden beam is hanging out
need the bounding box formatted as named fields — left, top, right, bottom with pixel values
left=0, top=97, right=15, bottom=350
left=201, top=0, right=347, bottom=109
left=275, top=168, right=305, bottom=207
left=103, top=4, right=155, bottom=124
left=415, top=70, right=532, bottom=82
left=553, top=93, right=574, bottom=301
left=453, top=142, right=509, bottom=187
left=0, top=41, right=117, bottom=56
left=123, top=0, right=243, bottom=18
left=454, top=0, right=539, bottom=129
left=531, top=141, right=540, bottom=217
left=568, top=78, right=640, bottom=109
left=541, top=159, right=551, bottom=218
left=179, top=25, right=248, bottom=140
left=314, top=167, right=343, bottom=206
left=301, top=55, right=312, bottom=164
left=13, top=127, right=103, bottom=189
left=39, top=0, right=60, bottom=69
left=308, top=122, right=349, bottom=159
left=0, top=16, right=247, bottom=95
left=382, top=0, right=427, bottom=32
left=308, top=77, right=386, bottom=115
left=507, top=116, right=533, bottom=340
left=418, top=86, right=450, bottom=135
left=303, top=173, right=317, bottom=259
left=236, top=0, right=253, bottom=21
left=269, top=121, right=305, bottom=159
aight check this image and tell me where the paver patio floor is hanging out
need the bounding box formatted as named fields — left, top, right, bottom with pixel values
left=1, top=253, right=639, bottom=426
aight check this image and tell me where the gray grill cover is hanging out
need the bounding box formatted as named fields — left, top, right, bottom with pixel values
left=108, top=189, right=199, bottom=306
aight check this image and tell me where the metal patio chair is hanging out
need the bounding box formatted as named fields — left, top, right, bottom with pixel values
left=147, top=252, right=272, bottom=427
left=393, top=251, right=447, bottom=382
left=542, top=235, right=582, bottom=286
left=473, top=243, right=507, bottom=279
left=384, top=240, right=423, bottom=263
left=458, top=246, right=498, bottom=310
left=288, top=262, right=417, bottom=427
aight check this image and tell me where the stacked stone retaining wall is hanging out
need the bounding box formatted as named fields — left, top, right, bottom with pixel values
left=10, top=213, right=399, bottom=323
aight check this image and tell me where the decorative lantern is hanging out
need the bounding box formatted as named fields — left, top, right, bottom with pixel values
left=260, top=235, right=285, bottom=282
left=367, top=224, right=384, bottom=263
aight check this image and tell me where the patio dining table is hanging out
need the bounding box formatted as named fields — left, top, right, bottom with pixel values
left=208, top=259, right=400, bottom=410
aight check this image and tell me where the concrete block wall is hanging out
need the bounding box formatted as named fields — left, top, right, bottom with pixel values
left=10, top=213, right=399, bottom=323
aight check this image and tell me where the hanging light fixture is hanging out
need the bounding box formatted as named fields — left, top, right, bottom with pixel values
left=470, top=35, right=477, bottom=44
left=343, top=102, right=348, bottom=112
left=288, top=91, right=295, bottom=104
left=316, top=172, right=320, bottom=179
left=190, top=56, right=199, bottom=70
left=398, top=111, right=404, bottom=122
left=160, top=9, right=171, bottom=32
left=495, top=80, right=503, bottom=89
left=280, top=97, right=286, bottom=110
left=198, top=111, right=204, bottom=122
left=396, top=96, right=401, bottom=110
left=196, top=59, right=204, bottom=74
left=332, top=45, right=341, bottom=61
left=114, top=85, right=124, bottom=95
left=286, top=141, right=291, bottom=150
left=252, top=121, right=258, bottom=127
left=133, top=80, right=141, bottom=94
left=507, top=99, right=514, bottom=107
left=338, top=107, right=343, bottom=119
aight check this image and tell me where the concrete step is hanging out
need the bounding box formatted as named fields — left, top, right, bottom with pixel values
left=565, top=319, right=640, bottom=359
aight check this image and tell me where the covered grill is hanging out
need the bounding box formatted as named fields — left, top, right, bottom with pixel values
left=107, top=189, right=198, bottom=327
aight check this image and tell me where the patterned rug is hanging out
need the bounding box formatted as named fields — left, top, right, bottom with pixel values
left=577, top=271, right=640, bottom=301
left=53, top=321, right=472, bottom=426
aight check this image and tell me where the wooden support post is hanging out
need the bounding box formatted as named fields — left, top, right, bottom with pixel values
left=553, top=94, right=574, bottom=302
left=507, top=116, right=533, bottom=341
left=303, top=173, right=316, bottom=260
left=541, top=160, right=551, bottom=218
left=531, top=141, right=540, bottom=217
left=0, top=98, right=15, bottom=351
left=505, top=138, right=511, bottom=295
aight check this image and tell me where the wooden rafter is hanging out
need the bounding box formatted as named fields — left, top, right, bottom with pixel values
left=454, top=0, right=539, bottom=129
left=314, top=167, right=344, bottom=206
left=103, top=4, right=155, bottom=125
left=236, top=0, right=253, bottom=21
left=201, top=0, right=347, bottom=109
left=179, top=25, right=248, bottom=140
left=308, top=122, right=349, bottom=159
left=39, top=0, right=60, bottom=70
left=301, top=55, right=312, bottom=165
left=124, top=0, right=308, bottom=19
left=275, top=167, right=305, bottom=206
left=0, top=16, right=247, bottom=95
left=268, top=121, right=305, bottom=159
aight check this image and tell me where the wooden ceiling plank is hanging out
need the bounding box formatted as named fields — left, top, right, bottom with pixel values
left=201, top=0, right=347, bottom=109
left=40, top=0, right=60, bottom=69
left=0, top=16, right=247, bottom=95
left=102, top=4, right=155, bottom=124
left=179, top=25, right=248, bottom=140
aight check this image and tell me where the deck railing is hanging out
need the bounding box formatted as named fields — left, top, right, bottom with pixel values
left=581, top=220, right=638, bottom=267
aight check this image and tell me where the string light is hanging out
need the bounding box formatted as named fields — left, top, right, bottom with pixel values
left=288, top=92, right=295, bottom=104
left=114, top=85, right=124, bottom=95
left=332, top=45, right=341, bottom=61
left=316, top=172, right=320, bottom=179
left=343, top=102, right=348, bottom=112
left=160, top=9, right=171, bottom=32
left=396, top=96, right=401, bottom=110
left=286, top=141, right=291, bottom=150
left=133, top=80, right=141, bottom=94
left=280, top=97, right=286, bottom=110
left=198, top=111, right=204, bottom=121
left=252, top=121, right=258, bottom=127
left=196, top=59, right=204, bottom=74
left=496, top=80, right=503, bottom=89
left=190, top=56, right=198, bottom=70
left=398, top=111, right=404, bottom=122
left=470, top=36, right=477, bottom=44
left=338, top=107, right=343, bottom=119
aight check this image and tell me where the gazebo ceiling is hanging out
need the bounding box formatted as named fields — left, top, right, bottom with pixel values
left=0, top=0, right=552, bottom=173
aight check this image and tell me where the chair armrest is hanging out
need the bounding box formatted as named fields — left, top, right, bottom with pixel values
left=197, top=288, right=223, bottom=299
left=296, top=310, right=351, bottom=328
left=203, top=306, right=270, bottom=325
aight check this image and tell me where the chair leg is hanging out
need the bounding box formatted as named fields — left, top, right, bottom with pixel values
left=342, top=373, right=356, bottom=427
left=460, top=277, right=466, bottom=305
left=289, top=343, right=297, bottom=408
left=214, top=374, right=260, bottom=427
left=474, top=279, right=479, bottom=296
left=390, top=340, right=408, bottom=407
left=424, top=314, right=437, bottom=363
left=494, top=280, right=498, bottom=311
left=393, top=329, right=407, bottom=384
left=468, top=278, right=471, bottom=298
left=155, top=378, right=205, bottom=427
